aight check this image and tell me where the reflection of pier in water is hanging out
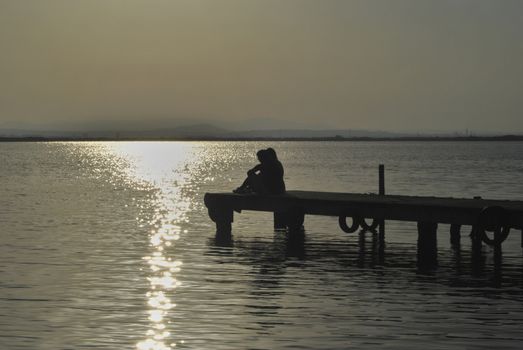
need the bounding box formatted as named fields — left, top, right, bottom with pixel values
left=202, top=224, right=523, bottom=348
left=209, top=226, right=521, bottom=294
left=205, top=190, right=523, bottom=268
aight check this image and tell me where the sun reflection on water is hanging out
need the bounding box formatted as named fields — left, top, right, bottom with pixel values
left=136, top=214, right=183, bottom=350
left=99, top=142, right=196, bottom=350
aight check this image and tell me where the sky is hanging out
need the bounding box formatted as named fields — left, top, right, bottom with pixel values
left=1, top=0, right=522, bottom=133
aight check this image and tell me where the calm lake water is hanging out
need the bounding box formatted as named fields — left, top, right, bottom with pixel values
left=1, top=141, right=523, bottom=350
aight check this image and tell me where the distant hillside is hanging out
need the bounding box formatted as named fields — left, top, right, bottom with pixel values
left=1, top=124, right=521, bottom=140
left=0, top=125, right=415, bottom=139
left=231, top=129, right=411, bottom=138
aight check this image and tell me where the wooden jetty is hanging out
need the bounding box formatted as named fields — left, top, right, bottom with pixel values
left=204, top=190, right=523, bottom=264
left=205, top=165, right=523, bottom=265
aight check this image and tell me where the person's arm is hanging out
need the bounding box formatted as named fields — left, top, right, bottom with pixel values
left=247, top=164, right=262, bottom=176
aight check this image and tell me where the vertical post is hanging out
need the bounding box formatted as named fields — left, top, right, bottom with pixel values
left=209, top=206, right=233, bottom=240
left=379, top=164, right=385, bottom=196
left=216, top=217, right=232, bottom=236
left=494, top=229, right=502, bottom=258
left=450, top=224, right=461, bottom=245
left=417, top=221, right=438, bottom=267
left=286, top=208, right=305, bottom=234
left=358, top=231, right=366, bottom=268
left=274, top=212, right=287, bottom=230
left=471, top=226, right=482, bottom=251
left=378, top=164, right=385, bottom=244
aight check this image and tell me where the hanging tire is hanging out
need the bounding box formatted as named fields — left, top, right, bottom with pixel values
left=339, top=215, right=361, bottom=233
left=360, top=218, right=379, bottom=233
left=475, top=206, right=511, bottom=246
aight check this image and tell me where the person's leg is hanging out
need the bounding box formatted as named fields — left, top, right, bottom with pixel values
left=249, top=174, right=266, bottom=194
left=234, top=175, right=255, bottom=193
left=234, top=174, right=267, bottom=194
left=239, top=177, right=250, bottom=189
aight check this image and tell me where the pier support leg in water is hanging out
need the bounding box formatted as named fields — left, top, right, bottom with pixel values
left=470, top=226, right=482, bottom=252
left=209, top=206, right=233, bottom=240
left=450, top=224, right=461, bottom=246
left=378, top=164, right=385, bottom=244
left=378, top=220, right=385, bottom=246
left=417, top=221, right=438, bottom=267
left=494, top=229, right=503, bottom=259
left=274, top=212, right=287, bottom=230
left=285, top=208, right=305, bottom=234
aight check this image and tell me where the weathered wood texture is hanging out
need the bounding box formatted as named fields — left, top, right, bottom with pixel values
left=204, top=191, right=523, bottom=228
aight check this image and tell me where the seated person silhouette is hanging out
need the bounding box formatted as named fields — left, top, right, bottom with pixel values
left=234, top=148, right=286, bottom=195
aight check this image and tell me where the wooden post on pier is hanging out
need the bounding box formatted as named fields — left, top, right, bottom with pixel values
left=274, top=212, right=287, bottom=230
left=417, top=221, right=438, bottom=267
left=286, top=207, right=305, bottom=234
left=379, top=164, right=385, bottom=196
left=378, top=164, right=385, bottom=243
left=471, top=226, right=482, bottom=252
left=208, top=206, right=234, bottom=239
left=274, top=209, right=304, bottom=232
left=450, top=224, right=461, bottom=245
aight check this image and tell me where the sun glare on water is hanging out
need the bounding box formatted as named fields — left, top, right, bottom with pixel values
left=103, top=142, right=196, bottom=350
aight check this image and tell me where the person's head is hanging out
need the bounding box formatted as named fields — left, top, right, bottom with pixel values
left=256, top=149, right=268, bottom=163
left=265, top=148, right=278, bottom=161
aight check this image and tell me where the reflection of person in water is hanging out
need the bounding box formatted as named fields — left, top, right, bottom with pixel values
left=234, top=148, right=286, bottom=195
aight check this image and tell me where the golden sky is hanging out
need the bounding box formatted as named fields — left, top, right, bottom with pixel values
left=1, top=0, right=522, bottom=132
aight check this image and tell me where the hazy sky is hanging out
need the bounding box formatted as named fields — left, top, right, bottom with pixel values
left=1, top=0, right=522, bottom=132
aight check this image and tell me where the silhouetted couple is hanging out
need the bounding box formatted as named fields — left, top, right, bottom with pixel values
left=234, top=148, right=286, bottom=195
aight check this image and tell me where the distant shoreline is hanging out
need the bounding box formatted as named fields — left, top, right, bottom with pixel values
left=2, top=135, right=523, bottom=142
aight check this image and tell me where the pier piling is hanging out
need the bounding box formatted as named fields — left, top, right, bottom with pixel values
left=378, top=164, right=385, bottom=244
left=286, top=208, right=305, bottom=233
left=209, top=206, right=233, bottom=239
left=450, top=224, right=461, bottom=245
left=274, top=212, right=287, bottom=229
left=417, top=221, right=438, bottom=266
